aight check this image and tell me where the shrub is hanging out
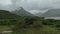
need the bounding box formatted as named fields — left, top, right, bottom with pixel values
left=42, top=19, right=55, bottom=25
left=33, top=21, right=43, bottom=28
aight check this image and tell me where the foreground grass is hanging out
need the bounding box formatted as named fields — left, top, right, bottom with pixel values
left=0, top=25, right=14, bottom=31
left=11, top=25, right=60, bottom=34
left=0, top=25, right=60, bottom=34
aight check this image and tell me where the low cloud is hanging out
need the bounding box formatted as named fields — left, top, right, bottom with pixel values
left=0, top=0, right=60, bottom=14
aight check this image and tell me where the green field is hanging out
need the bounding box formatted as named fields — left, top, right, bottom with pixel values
left=10, top=25, right=60, bottom=34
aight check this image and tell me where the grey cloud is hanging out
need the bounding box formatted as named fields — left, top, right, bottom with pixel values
left=0, top=0, right=20, bottom=11
left=20, top=0, right=60, bottom=11
left=0, top=0, right=60, bottom=14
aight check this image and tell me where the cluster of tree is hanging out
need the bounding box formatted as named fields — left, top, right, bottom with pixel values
left=0, top=19, right=18, bottom=25
left=12, top=17, right=44, bottom=31
left=42, top=19, right=55, bottom=25
left=42, top=19, right=60, bottom=30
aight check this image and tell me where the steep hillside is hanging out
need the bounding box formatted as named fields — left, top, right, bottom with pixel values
left=0, top=10, right=19, bottom=19
left=12, top=7, right=34, bottom=16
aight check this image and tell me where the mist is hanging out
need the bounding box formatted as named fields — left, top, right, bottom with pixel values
left=20, top=0, right=60, bottom=13
left=0, top=0, right=60, bottom=14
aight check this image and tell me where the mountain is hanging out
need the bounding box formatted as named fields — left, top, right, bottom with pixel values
left=34, top=12, right=43, bottom=17
left=12, top=7, right=34, bottom=16
left=40, top=9, right=60, bottom=17
left=0, top=10, right=19, bottom=19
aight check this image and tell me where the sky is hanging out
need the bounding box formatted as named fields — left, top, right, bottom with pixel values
left=0, top=0, right=11, bottom=5
left=0, top=0, right=19, bottom=11
left=0, top=0, right=60, bottom=14
left=0, top=0, right=12, bottom=10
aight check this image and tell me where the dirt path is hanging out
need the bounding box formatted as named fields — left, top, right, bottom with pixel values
left=0, top=31, right=13, bottom=34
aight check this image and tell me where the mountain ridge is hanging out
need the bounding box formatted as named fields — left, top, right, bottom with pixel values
left=40, top=9, right=60, bottom=17
left=0, top=10, right=19, bottom=19
left=12, top=7, right=34, bottom=16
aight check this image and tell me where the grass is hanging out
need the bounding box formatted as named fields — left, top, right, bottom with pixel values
left=11, top=25, right=60, bottom=34
left=0, top=25, right=60, bottom=34
left=0, top=25, right=14, bottom=31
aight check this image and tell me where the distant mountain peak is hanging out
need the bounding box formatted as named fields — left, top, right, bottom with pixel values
left=40, top=9, right=60, bottom=17
left=12, top=7, right=34, bottom=16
